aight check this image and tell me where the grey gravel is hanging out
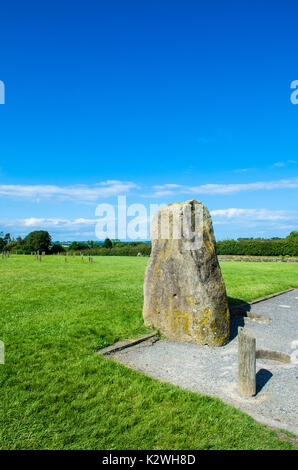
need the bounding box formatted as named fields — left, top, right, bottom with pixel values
left=113, top=289, right=298, bottom=435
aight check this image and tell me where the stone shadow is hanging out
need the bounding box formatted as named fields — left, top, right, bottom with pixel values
left=229, top=315, right=245, bottom=341
left=228, top=297, right=251, bottom=341
left=228, top=296, right=251, bottom=313
left=256, top=368, right=273, bottom=394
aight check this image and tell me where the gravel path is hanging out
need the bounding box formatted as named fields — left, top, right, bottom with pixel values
left=113, top=289, right=298, bottom=435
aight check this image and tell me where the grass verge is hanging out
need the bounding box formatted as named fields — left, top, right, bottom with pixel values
left=0, top=255, right=297, bottom=449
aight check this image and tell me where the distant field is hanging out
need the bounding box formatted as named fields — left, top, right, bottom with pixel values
left=0, top=255, right=297, bottom=450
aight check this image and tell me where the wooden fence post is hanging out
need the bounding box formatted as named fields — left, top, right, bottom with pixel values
left=238, top=327, right=256, bottom=397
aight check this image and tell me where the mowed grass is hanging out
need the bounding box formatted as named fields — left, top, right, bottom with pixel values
left=0, top=255, right=297, bottom=450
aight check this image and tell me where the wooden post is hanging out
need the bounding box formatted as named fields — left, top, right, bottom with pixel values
left=238, top=327, right=256, bottom=396
left=65, top=257, right=67, bottom=263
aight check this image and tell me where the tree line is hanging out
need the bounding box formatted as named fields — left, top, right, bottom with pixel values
left=1, top=230, right=297, bottom=257
left=0, top=231, right=151, bottom=255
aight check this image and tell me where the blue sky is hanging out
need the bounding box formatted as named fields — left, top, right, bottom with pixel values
left=0, top=0, right=297, bottom=241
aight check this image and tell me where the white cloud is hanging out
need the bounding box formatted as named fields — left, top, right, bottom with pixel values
left=22, top=217, right=97, bottom=228
left=0, top=217, right=100, bottom=241
left=271, top=160, right=297, bottom=168
left=0, top=180, right=137, bottom=202
left=147, top=177, right=298, bottom=197
left=272, top=162, right=285, bottom=167
left=153, top=184, right=182, bottom=189
left=210, top=208, right=298, bottom=221
left=0, top=217, right=98, bottom=235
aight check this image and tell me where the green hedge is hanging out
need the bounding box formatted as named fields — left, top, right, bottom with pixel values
left=84, top=239, right=298, bottom=257
left=6, top=239, right=298, bottom=257
left=70, top=243, right=152, bottom=257
left=216, top=239, right=298, bottom=257
left=70, top=239, right=298, bottom=257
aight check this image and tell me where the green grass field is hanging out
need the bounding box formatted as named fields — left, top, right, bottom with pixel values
left=0, top=255, right=297, bottom=450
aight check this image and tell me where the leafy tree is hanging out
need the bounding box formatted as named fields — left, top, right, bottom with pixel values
left=0, top=232, right=5, bottom=252
left=51, top=243, right=65, bottom=254
left=4, top=233, right=11, bottom=244
left=68, top=241, right=87, bottom=251
left=102, top=238, right=113, bottom=249
left=24, top=230, right=52, bottom=253
left=287, top=231, right=298, bottom=239
left=6, top=241, right=18, bottom=251
left=68, top=241, right=79, bottom=251
left=112, top=240, right=126, bottom=247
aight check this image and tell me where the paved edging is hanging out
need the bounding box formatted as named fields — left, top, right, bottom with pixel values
left=98, top=332, right=158, bottom=356
left=230, top=288, right=295, bottom=314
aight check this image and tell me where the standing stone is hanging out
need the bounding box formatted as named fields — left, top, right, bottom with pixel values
left=143, top=200, right=230, bottom=346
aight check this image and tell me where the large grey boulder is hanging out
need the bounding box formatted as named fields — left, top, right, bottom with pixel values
left=143, top=200, right=230, bottom=346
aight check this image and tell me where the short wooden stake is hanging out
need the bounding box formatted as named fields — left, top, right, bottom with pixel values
left=238, top=327, right=256, bottom=396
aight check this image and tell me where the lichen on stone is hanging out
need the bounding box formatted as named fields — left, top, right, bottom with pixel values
left=143, top=200, right=230, bottom=346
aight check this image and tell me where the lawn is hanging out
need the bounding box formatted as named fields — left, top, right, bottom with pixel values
left=0, top=255, right=297, bottom=450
